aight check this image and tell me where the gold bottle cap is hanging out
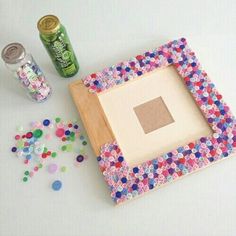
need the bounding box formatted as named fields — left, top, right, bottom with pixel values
left=37, top=15, right=60, bottom=34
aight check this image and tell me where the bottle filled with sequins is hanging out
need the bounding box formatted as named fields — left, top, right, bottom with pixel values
left=1, top=43, right=52, bottom=102
left=37, top=15, right=79, bottom=78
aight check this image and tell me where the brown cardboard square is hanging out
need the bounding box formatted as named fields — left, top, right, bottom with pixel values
left=134, top=97, right=174, bottom=134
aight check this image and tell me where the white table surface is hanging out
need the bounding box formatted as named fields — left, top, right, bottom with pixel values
left=0, top=1, right=236, bottom=236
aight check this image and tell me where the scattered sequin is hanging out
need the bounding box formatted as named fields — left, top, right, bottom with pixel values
left=56, top=128, right=64, bottom=138
left=23, top=177, right=28, bottom=182
left=76, top=155, right=84, bottom=162
left=52, top=180, right=62, bottom=191
left=61, top=166, right=67, bottom=172
left=55, top=117, right=61, bottom=123
left=48, top=163, right=58, bottom=174
left=43, top=119, right=50, bottom=126
left=51, top=152, right=57, bottom=158
left=33, top=129, right=43, bottom=138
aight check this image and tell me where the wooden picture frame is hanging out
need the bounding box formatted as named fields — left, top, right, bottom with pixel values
left=69, top=38, right=236, bottom=204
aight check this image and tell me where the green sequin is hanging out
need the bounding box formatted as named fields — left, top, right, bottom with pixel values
left=17, top=140, right=24, bottom=148
left=55, top=117, right=61, bottom=123
left=66, top=144, right=73, bottom=152
left=61, top=166, right=67, bottom=172
left=61, top=145, right=67, bottom=151
left=33, top=129, right=43, bottom=138
left=51, top=152, right=57, bottom=158
left=38, top=163, right=43, bottom=168
left=23, top=177, right=28, bottom=182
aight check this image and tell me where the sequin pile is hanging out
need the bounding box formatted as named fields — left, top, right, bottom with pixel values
left=84, top=38, right=236, bottom=203
left=17, top=62, right=51, bottom=102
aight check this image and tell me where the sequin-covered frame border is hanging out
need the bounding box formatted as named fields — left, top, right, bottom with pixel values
left=83, top=38, right=236, bottom=204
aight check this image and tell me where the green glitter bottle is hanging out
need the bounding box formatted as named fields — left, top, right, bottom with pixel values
left=37, top=15, right=79, bottom=78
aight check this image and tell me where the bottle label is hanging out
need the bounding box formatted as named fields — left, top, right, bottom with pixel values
left=62, top=63, right=76, bottom=75
left=50, top=37, right=75, bottom=72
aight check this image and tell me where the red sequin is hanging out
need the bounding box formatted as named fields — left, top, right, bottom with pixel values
left=42, top=153, right=47, bottom=158
left=115, top=162, right=122, bottom=168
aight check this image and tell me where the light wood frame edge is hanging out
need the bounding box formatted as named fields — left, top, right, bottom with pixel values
left=69, top=80, right=115, bottom=156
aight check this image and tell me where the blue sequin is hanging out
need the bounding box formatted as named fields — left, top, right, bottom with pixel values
left=115, top=191, right=122, bottom=198
left=122, top=188, right=128, bottom=195
left=220, top=110, right=225, bottom=115
left=149, top=184, right=154, bottom=189
left=177, top=147, right=184, bottom=153
left=167, top=152, right=173, bottom=157
left=143, top=173, right=148, bottom=178
left=43, top=119, right=50, bottom=126
left=65, top=130, right=70, bottom=135
left=94, top=80, right=99, bottom=85
left=208, top=157, right=214, bottom=162
left=23, top=147, right=29, bottom=152
left=153, top=164, right=158, bottom=169
left=26, top=155, right=32, bottom=160
left=150, top=53, right=155, bottom=57
left=178, top=164, right=184, bottom=170
left=121, top=177, right=127, bottom=183
left=223, top=152, right=228, bottom=157
left=52, top=180, right=62, bottom=191
left=118, top=156, right=124, bottom=162
left=132, top=184, right=138, bottom=190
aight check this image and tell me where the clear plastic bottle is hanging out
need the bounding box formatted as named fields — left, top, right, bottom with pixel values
left=1, top=43, right=52, bottom=102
